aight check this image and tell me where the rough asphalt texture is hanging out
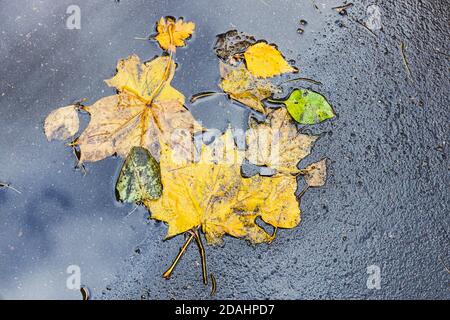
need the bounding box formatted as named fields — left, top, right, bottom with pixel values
left=0, top=0, right=448, bottom=299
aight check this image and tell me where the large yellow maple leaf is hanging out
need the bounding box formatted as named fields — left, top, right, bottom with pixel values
left=144, top=129, right=300, bottom=244
left=74, top=55, right=201, bottom=163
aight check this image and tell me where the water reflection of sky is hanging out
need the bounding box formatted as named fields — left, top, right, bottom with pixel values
left=0, top=0, right=343, bottom=299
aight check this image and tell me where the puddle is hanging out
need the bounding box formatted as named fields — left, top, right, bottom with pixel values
left=1, top=0, right=448, bottom=300
left=0, top=0, right=341, bottom=299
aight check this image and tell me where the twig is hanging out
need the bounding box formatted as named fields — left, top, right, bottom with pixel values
left=349, top=17, right=377, bottom=38
left=125, top=205, right=139, bottom=217
left=400, top=41, right=413, bottom=80
left=438, top=255, right=450, bottom=274
left=210, top=273, right=217, bottom=296
left=163, top=232, right=195, bottom=279
left=80, top=286, right=90, bottom=300
left=0, top=182, right=22, bottom=194
left=310, top=0, right=319, bottom=11
left=434, top=48, right=450, bottom=59
left=279, top=77, right=322, bottom=86
left=332, top=3, right=354, bottom=14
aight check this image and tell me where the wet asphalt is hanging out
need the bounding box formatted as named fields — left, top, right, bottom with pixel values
left=0, top=0, right=448, bottom=299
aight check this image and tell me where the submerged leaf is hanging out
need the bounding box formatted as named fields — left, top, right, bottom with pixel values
left=247, top=108, right=318, bottom=174
left=244, top=42, right=297, bottom=78
left=271, top=89, right=335, bottom=125
left=219, top=62, right=279, bottom=113
left=155, top=16, right=195, bottom=52
left=145, top=129, right=300, bottom=244
left=214, top=30, right=256, bottom=64
left=74, top=55, right=201, bottom=163
left=44, top=105, right=79, bottom=141
left=301, top=159, right=327, bottom=187
left=116, top=146, right=162, bottom=203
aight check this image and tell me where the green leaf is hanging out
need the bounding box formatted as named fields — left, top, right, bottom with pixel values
left=269, top=89, right=335, bottom=125
left=115, top=146, right=162, bottom=203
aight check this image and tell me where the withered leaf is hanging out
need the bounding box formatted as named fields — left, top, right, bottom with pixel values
left=219, top=62, right=279, bottom=113
left=44, top=105, right=79, bottom=141
left=214, top=30, right=256, bottom=64
left=116, top=146, right=162, bottom=203
left=301, top=159, right=327, bottom=187
left=247, top=108, right=318, bottom=174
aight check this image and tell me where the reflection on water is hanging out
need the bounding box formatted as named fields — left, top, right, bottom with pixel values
left=0, top=0, right=342, bottom=299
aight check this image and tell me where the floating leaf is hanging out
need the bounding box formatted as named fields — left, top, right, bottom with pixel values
left=219, top=62, right=279, bottom=113
left=247, top=108, right=318, bottom=174
left=269, top=89, right=335, bottom=125
left=301, top=159, right=327, bottom=187
left=244, top=42, right=297, bottom=78
left=44, top=105, right=79, bottom=141
left=155, top=16, right=195, bottom=52
left=145, top=129, right=300, bottom=244
left=74, top=55, right=201, bottom=163
left=214, top=30, right=256, bottom=64
left=116, top=146, right=162, bottom=203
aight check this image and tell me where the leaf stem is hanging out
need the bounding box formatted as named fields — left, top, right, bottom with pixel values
left=190, top=229, right=208, bottom=285
left=265, top=98, right=284, bottom=104
left=190, top=91, right=226, bottom=103
left=0, top=182, right=21, bottom=194
left=162, top=232, right=194, bottom=279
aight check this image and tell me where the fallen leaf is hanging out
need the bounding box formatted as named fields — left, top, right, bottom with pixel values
left=145, top=129, right=300, bottom=244
left=247, top=108, right=318, bottom=174
left=155, top=16, right=195, bottom=52
left=105, top=54, right=183, bottom=105
left=269, top=89, right=334, bottom=124
left=74, top=55, right=201, bottom=163
left=219, top=62, right=279, bottom=113
left=244, top=42, right=297, bottom=78
left=214, top=30, right=256, bottom=64
left=44, top=105, right=79, bottom=141
left=301, top=159, right=327, bottom=187
left=116, top=146, right=162, bottom=203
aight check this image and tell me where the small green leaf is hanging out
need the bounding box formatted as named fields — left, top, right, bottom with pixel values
left=269, top=89, right=335, bottom=125
left=115, top=146, right=162, bottom=203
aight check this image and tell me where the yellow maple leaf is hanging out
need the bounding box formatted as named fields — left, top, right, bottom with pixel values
left=74, top=55, right=201, bottom=163
left=219, top=62, right=279, bottom=113
left=155, top=16, right=195, bottom=52
left=244, top=42, right=298, bottom=78
left=144, top=129, right=300, bottom=245
left=247, top=108, right=318, bottom=174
